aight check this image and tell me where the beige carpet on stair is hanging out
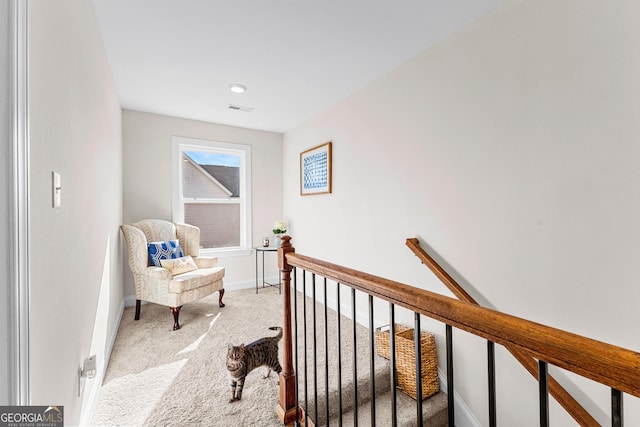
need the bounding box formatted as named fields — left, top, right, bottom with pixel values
left=91, top=287, right=286, bottom=427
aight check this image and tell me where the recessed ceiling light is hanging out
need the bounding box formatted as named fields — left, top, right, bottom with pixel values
left=229, top=83, right=247, bottom=94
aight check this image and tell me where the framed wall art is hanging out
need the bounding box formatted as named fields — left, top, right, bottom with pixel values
left=300, top=141, right=332, bottom=196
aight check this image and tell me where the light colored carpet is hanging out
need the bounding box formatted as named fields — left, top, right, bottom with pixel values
left=92, top=287, right=286, bottom=427
left=91, top=286, right=447, bottom=426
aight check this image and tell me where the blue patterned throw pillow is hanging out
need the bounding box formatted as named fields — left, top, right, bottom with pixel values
left=148, top=240, right=184, bottom=266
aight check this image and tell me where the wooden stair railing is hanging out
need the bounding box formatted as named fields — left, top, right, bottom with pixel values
left=276, top=237, right=297, bottom=424
left=406, top=237, right=599, bottom=427
left=276, top=235, right=640, bottom=425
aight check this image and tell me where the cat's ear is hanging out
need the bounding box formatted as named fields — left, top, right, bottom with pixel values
left=227, top=343, right=233, bottom=351
left=239, top=344, right=245, bottom=350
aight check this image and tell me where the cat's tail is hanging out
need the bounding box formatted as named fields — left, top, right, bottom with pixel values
left=268, top=326, right=283, bottom=341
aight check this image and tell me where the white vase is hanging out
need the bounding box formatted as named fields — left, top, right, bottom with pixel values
left=274, top=234, right=282, bottom=247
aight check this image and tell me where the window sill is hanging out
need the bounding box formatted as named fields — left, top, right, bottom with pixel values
left=199, top=247, right=253, bottom=258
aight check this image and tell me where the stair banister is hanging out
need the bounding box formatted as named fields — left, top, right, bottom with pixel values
left=405, top=237, right=600, bottom=426
left=276, top=236, right=297, bottom=424
left=277, top=237, right=640, bottom=425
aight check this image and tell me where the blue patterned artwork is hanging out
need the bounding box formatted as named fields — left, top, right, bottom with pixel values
left=303, top=152, right=328, bottom=189
left=300, top=142, right=332, bottom=195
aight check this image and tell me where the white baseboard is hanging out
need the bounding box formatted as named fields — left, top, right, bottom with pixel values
left=79, top=299, right=125, bottom=427
left=223, top=278, right=259, bottom=291
left=438, top=369, right=481, bottom=427
left=123, top=294, right=137, bottom=308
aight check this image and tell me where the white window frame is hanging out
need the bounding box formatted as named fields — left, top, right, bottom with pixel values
left=171, top=136, right=252, bottom=257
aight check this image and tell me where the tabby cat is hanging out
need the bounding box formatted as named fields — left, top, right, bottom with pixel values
left=226, top=326, right=283, bottom=402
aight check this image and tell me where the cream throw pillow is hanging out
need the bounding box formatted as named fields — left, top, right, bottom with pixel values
left=160, top=255, right=198, bottom=276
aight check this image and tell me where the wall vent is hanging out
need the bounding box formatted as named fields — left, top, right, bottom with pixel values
left=228, top=104, right=254, bottom=113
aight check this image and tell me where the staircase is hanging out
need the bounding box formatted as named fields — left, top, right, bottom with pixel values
left=277, top=237, right=640, bottom=426
left=292, top=291, right=448, bottom=426
left=332, top=391, right=448, bottom=427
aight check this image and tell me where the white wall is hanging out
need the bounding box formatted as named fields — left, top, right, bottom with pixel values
left=122, top=110, right=284, bottom=295
left=283, top=1, right=640, bottom=425
left=28, top=0, right=123, bottom=424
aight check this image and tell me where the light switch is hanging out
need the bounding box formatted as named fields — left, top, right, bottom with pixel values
left=52, top=171, right=61, bottom=208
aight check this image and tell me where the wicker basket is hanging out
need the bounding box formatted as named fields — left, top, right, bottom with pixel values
left=375, top=324, right=439, bottom=400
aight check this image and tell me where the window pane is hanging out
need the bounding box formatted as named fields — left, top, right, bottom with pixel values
left=182, top=151, right=240, bottom=198
left=184, top=203, right=240, bottom=248
left=173, top=135, right=251, bottom=254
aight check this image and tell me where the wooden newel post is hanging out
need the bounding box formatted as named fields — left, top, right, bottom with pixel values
left=276, top=235, right=297, bottom=424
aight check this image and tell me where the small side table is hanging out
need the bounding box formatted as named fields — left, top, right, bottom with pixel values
left=255, top=246, right=281, bottom=294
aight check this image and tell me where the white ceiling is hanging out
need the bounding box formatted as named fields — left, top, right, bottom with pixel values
left=91, top=0, right=508, bottom=133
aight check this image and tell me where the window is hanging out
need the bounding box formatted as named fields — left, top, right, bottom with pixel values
left=172, top=136, right=252, bottom=256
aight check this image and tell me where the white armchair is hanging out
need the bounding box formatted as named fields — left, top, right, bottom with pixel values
left=120, top=219, right=225, bottom=330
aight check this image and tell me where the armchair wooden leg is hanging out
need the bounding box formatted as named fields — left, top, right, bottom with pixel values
left=219, top=288, right=225, bottom=307
left=170, top=306, right=182, bottom=330
left=134, top=300, right=141, bottom=320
